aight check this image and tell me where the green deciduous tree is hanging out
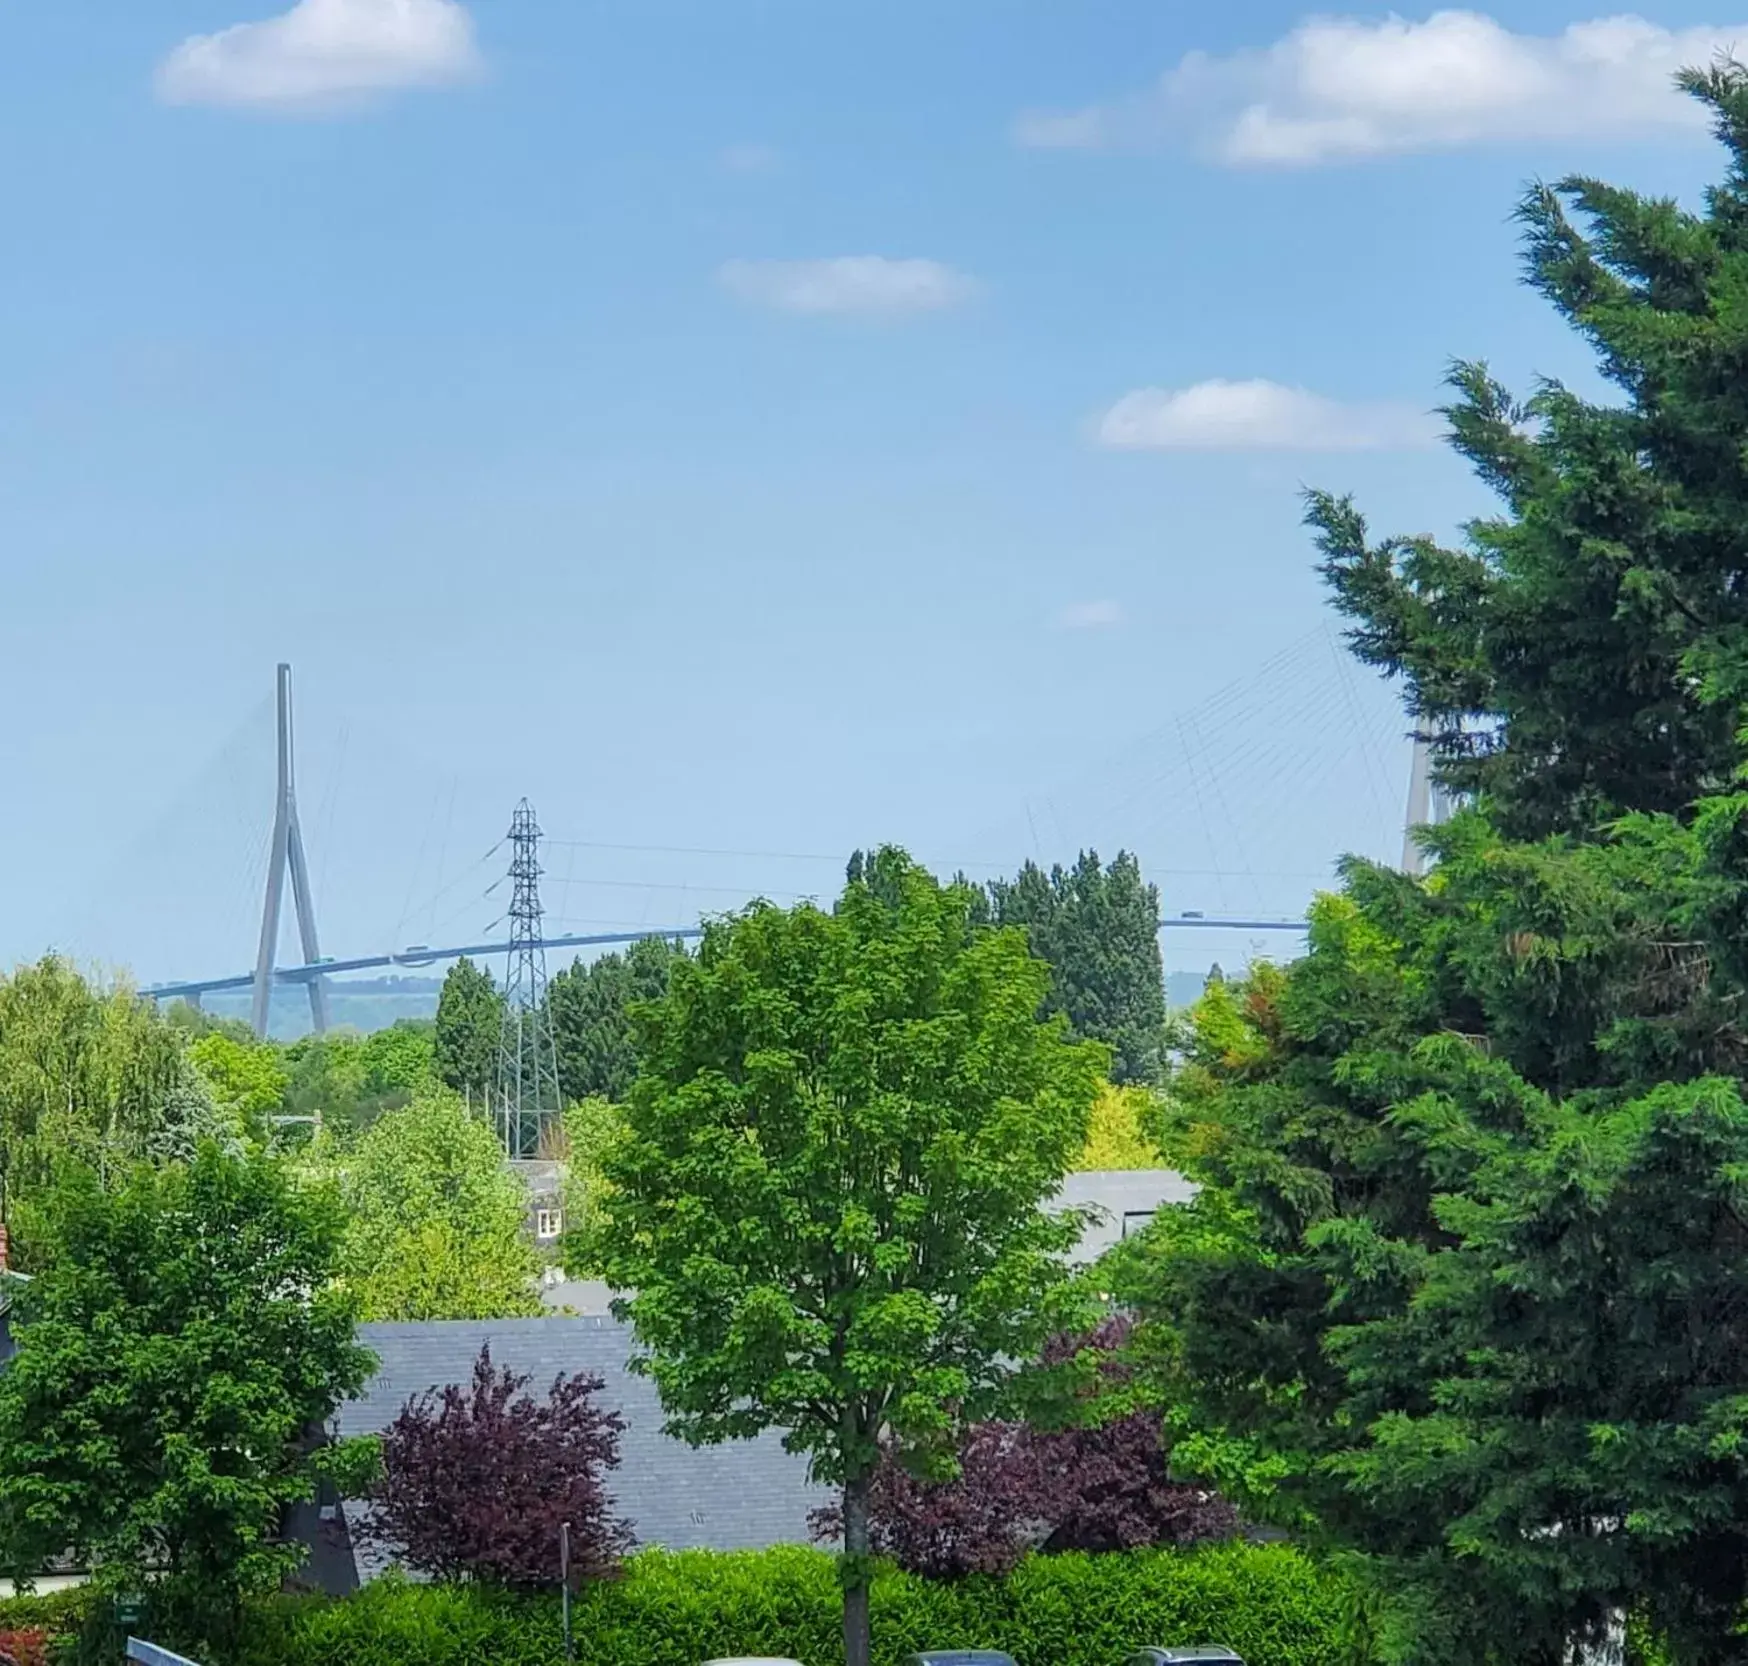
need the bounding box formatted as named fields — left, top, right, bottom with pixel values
left=557, top=1095, right=624, bottom=1279
left=0, top=1145, right=373, bottom=1654
left=0, top=958, right=214, bottom=1260
left=592, top=848, right=1106, bottom=1666
left=336, top=1089, right=542, bottom=1321
left=187, top=1031, right=288, bottom=1137
left=360, top=1020, right=437, bottom=1099
left=984, top=851, right=1168, bottom=1085
left=546, top=936, right=686, bottom=1104
left=278, top=1023, right=435, bottom=1136
left=434, top=958, right=503, bottom=1105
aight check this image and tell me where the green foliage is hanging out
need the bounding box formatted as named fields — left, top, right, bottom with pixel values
left=556, top=1096, right=623, bottom=1279
left=336, top=1089, right=542, bottom=1321
left=188, top=1031, right=290, bottom=1137
left=233, top=1544, right=1363, bottom=1666
left=279, top=1024, right=436, bottom=1136
left=1074, top=1083, right=1164, bottom=1171
left=546, top=937, right=687, bottom=1104
left=0, top=1587, right=90, bottom=1636
left=0, top=957, right=222, bottom=1262
left=0, top=1146, right=374, bottom=1655
left=1311, top=65, right=1748, bottom=840
left=1105, top=800, right=1748, bottom=1665
left=360, top=1022, right=437, bottom=1097
left=593, top=847, right=1107, bottom=1666
left=434, top=959, right=503, bottom=1104
left=985, top=851, right=1168, bottom=1085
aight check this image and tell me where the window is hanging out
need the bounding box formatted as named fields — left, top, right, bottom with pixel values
left=1120, top=1210, right=1155, bottom=1240
left=536, top=1208, right=563, bottom=1240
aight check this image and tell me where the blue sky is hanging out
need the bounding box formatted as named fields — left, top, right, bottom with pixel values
left=0, top=0, right=1738, bottom=988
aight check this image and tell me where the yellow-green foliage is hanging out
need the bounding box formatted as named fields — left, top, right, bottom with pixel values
left=1073, top=1083, right=1165, bottom=1170
left=0, top=956, right=198, bottom=1264
left=189, top=1032, right=290, bottom=1139
left=557, top=1095, right=624, bottom=1277
left=334, top=1090, right=542, bottom=1322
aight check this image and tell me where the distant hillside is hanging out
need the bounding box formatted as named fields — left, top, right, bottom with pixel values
left=201, top=975, right=444, bottom=1039
left=206, top=968, right=1218, bottom=1040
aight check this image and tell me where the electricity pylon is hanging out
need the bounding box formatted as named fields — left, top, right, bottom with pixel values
left=493, top=799, right=563, bottom=1158
left=250, top=663, right=330, bottom=1038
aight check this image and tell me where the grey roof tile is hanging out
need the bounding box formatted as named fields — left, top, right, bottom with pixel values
left=340, top=1317, right=830, bottom=1578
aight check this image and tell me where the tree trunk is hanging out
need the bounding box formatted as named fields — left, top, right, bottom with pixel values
left=842, top=1472, right=872, bottom=1666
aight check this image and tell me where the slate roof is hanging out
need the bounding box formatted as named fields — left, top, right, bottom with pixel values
left=1057, top=1170, right=1197, bottom=1264
left=338, top=1317, right=831, bottom=1580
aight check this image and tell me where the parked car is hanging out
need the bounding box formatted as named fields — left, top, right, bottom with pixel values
left=906, top=1653, right=1018, bottom=1666
left=1122, top=1650, right=1245, bottom=1666
left=703, top=1657, right=805, bottom=1666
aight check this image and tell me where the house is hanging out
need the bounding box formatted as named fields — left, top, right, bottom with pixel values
left=301, top=1169, right=1196, bottom=1589
left=509, top=1158, right=567, bottom=1249
left=300, top=1315, right=832, bottom=1592
left=1058, top=1169, right=1197, bottom=1263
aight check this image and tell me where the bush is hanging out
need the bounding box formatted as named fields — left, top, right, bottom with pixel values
left=0, top=1628, right=51, bottom=1666
left=0, top=1593, right=88, bottom=1637
left=813, top=1319, right=1236, bottom=1578
left=237, top=1542, right=1363, bottom=1666
left=362, top=1344, right=633, bottom=1587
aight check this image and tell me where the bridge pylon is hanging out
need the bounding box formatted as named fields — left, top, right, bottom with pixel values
left=250, top=664, right=329, bottom=1038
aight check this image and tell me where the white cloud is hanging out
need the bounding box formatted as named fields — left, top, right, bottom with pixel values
left=156, top=0, right=480, bottom=112
left=1059, top=600, right=1124, bottom=630
left=718, top=257, right=978, bottom=316
left=720, top=142, right=781, bottom=173
left=1016, top=10, right=1746, bottom=165
left=1098, top=379, right=1437, bottom=451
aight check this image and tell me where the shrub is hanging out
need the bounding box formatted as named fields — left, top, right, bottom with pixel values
left=360, top=1344, right=634, bottom=1588
left=0, top=1592, right=88, bottom=1636
left=236, top=1542, right=1363, bottom=1666
left=814, top=1319, right=1235, bottom=1577
left=0, top=1628, right=51, bottom=1666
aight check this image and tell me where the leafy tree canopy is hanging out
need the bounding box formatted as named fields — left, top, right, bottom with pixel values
left=334, top=1089, right=542, bottom=1322
left=984, top=851, right=1168, bottom=1085
left=433, top=958, right=503, bottom=1105
left=592, top=847, right=1106, bottom=1666
left=280, top=1022, right=436, bottom=1136
left=186, top=1031, right=288, bottom=1138
left=0, top=958, right=227, bottom=1261
left=0, top=1146, right=373, bottom=1653
left=1112, top=66, right=1748, bottom=1666
left=1074, top=1083, right=1164, bottom=1171
left=1316, top=64, right=1748, bottom=840
left=546, top=935, right=687, bottom=1105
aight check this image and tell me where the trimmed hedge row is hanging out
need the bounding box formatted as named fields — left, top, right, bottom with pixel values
left=0, top=1589, right=89, bottom=1635
left=235, top=1543, right=1364, bottom=1666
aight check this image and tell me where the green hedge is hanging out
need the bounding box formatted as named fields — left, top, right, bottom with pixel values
left=0, top=1588, right=90, bottom=1635
left=236, top=1543, right=1364, bottom=1666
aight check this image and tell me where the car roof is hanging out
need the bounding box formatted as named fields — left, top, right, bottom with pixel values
left=1131, top=1651, right=1245, bottom=1664
left=909, top=1654, right=1019, bottom=1665
left=703, top=1657, right=805, bottom=1666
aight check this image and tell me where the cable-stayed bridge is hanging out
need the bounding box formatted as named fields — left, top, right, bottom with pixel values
left=128, top=647, right=1441, bottom=1039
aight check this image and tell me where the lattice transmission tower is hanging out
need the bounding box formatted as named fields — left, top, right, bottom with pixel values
left=493, top=799, right=564, bottom=1157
